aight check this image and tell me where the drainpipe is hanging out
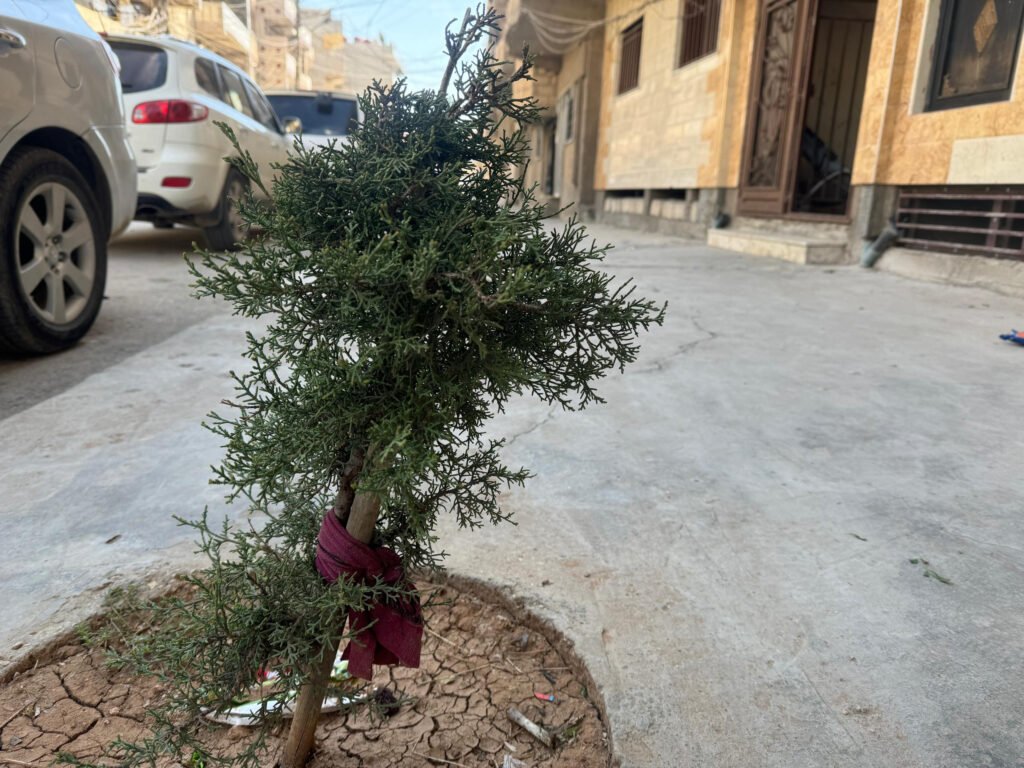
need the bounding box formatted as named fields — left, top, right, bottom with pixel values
left=711, top=188, right=729, bottom=229
left=860, top=221, right=899, bottom=267
left=862, top=0, right=904, bottom=268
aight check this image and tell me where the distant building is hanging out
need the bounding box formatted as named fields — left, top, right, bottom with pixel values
left=252, top=0, right=312, bottom=89
left=76, top=0, right=402, bottom=99
left=341, top=37, right=403, bottom=97
left=76, top=0, right=255, bottom=73
left=302, top=8, right=346, bottom=92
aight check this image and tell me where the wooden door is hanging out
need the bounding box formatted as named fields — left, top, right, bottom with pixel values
left=738, top=0, right=818, bottom=215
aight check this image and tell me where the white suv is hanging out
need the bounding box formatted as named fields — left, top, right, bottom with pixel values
left=0, top=0, right=136, bottom=355
left=107, top=35, right=290, bottom=250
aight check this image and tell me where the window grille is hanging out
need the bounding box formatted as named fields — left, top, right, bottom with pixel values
left=618, top=19, right=643, bottom=93
left=679, top=0, right=721, bottom=66
left=897, top=186, right=1024, bottom=261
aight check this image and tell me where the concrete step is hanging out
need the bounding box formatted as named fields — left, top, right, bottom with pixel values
left=707, top=227, right=849, bottom=265
left=877, top=247, right=1024, bottom=299
left=730, top=214, right=850, bottom=238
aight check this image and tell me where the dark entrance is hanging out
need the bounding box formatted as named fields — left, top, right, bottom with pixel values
left=739, top=0, right=876, bottom=218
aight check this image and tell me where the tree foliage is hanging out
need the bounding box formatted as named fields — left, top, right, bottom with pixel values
left=81, top=7, right=664, bottom=767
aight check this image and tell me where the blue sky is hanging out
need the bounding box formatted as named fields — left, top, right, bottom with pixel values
left=304, top=0, right=479, bottom=91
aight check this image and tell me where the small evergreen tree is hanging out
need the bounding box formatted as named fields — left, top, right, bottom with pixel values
left=98, top=7, right=664, bottom=768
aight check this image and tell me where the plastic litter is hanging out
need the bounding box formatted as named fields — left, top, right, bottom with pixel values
left=533, top=692, right=556, bottom=703
left=204, top=652, right=362, bottom=726
left=1000, top=329, right=1024, bottom=346
left=507, top=706, right=554, bottom=748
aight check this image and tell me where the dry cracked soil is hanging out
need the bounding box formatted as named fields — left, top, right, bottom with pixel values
left=0, top=579, right=609, bottom=767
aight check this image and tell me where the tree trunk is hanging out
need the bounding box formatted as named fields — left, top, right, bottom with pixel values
left=277, top=491, right=381, bottom=768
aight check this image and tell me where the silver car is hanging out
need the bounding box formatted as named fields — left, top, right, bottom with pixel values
left=0, top=0, right=136, bottom=355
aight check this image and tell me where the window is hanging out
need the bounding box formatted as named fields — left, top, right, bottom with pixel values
left=541, top=120, right=556, bottom=195
left=218, top=66, right=255, bottom=119
left=108, top=41, right=167, bottom=93
left=618, top=19, right=643, bottom=94
left=679, top=0, right=721, bottom=66
left=927, top=0, right=1024, bottom=111
left=194, top=58, right=221, bottom=99
left=559, top=87, right=576, bottom=143
left=265, top=94, right=360, bottom=136
left=244, top=80, right=281, bottom=133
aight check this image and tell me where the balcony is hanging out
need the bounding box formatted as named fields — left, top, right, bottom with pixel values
left=255, top=0, right=296, bottom=29
left=256, top=41, right=297, bottom=88
left=196, top=1, right=250, bottom=56
left=75, top=0, right=168, bottom=37
left=501, top=0, right=605, bottom=56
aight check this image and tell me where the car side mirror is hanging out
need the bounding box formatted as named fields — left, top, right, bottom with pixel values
left=283, top=116, right=302, bottom=134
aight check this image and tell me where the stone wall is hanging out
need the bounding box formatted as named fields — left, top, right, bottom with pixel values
left=854, top=0, right=1024, bottom=186
left=595, top=0, right=756, bottom=193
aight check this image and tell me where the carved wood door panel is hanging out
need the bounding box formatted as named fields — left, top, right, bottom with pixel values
left=739, top=0, right=817, bottom=215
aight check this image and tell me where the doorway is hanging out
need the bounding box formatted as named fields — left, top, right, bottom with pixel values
left=738, top=0, right=876, bottom=219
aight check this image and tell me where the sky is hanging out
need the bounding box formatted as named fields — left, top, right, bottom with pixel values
left=303, top=0, right=480, bottom=91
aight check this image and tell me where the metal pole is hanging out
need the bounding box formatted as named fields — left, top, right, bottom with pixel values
left=295, top=0, right=301, bottom=89
left=245, top=0, right=254, bottom=76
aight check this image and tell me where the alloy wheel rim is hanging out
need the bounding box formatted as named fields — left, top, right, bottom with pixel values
left=15, top=182, right=96, bottom=326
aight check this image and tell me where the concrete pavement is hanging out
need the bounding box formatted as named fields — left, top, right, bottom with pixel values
left=0, top=225, right=223, bottom=415
left=3, top=224, right=1024, bottom=767
left=439, top=226, right=1024, bottom=767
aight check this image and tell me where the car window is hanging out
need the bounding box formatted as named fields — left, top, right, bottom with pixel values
left=109, top=41, right=168, bottom=93
left=195, top=58, right=221, bottom=99
left=218, top=66, right=255, bottom=119
left=244, top=80, right=281, bottom=133
left=266, top=94, right=359, bottom=136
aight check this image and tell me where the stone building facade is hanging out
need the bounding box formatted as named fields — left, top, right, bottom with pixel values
left=494, top=0, right=1024, bottom=289
left=77, top=0, right=256, bottom=72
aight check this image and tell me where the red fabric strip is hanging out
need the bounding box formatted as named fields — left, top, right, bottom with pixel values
left=315, top=510, right=423, bottom=680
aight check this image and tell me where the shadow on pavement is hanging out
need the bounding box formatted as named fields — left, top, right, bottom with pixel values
left=110, top=224, right=207, bottom=259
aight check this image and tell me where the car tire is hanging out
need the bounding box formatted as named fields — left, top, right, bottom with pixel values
left=0, top=147, right=108, bottom=356
left=202, top=170, right=248, bottom=252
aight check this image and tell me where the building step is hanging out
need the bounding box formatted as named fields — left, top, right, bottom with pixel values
left=730, top=215, right=850, bottom=238
left=876, top=247, right=1024, bottom=299
left=707, top=228, right=849, bottom=265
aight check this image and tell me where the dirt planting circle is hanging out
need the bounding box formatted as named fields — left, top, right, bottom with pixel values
left=0, top=577, right=610, bottom=767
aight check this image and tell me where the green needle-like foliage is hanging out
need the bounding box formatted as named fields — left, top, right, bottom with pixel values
left=80, top=7, right=664, bottom=767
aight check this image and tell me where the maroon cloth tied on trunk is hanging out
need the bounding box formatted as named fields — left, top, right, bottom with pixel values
left=315, top=510, right=423, bottom=680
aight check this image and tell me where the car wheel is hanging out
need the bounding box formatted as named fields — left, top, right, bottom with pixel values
left=202, top=170, right=248, bottom=252
left=0, top=147, right=107, bottom=356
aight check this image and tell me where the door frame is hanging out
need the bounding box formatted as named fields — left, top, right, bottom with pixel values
left=737, top=0, right=820, bottom=217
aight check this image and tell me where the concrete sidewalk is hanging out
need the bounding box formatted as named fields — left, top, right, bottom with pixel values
left=438, top=226, right=1024, bottom=767
left=2, top=225, right=1023, bottom=767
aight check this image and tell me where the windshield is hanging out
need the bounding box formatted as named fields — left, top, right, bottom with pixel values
left=109, top=41, right=168, bottom=93
left=266, top=94, right=359, bottom=136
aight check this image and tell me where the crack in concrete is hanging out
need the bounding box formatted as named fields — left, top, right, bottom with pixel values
left=800, top=666, right=862, bottom=753
left=634, top=314, right=719, bottom=374
left=505, top=408, right=557, bottom=449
